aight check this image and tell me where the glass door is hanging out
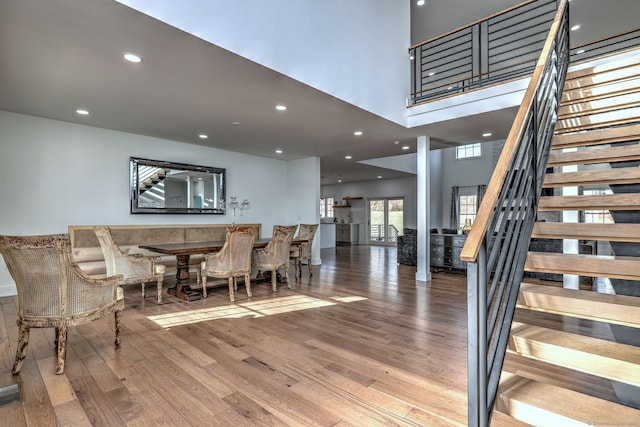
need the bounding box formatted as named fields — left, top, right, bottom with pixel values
left=368, top=198, right=403, bottom=245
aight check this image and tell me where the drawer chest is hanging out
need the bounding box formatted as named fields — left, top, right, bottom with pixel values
left=431, top=233, right=467, bottom=272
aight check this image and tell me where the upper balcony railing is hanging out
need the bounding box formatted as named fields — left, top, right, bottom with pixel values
left=570, top=27, right=640, bottom=63
left=409, top=0, right=558, bottom=105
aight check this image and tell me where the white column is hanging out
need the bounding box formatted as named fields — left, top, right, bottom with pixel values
left=562, top=148, right=579, bottom=289
left=416, top=135, right=432, bottom=282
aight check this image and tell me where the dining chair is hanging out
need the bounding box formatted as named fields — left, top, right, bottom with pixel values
left=0, top=234, right=124, bottom=375
left=94, top=226, right=165, bottom=304
left=200, top=227, right=256, bottom=301
left=290, top=223, right=318, bottom=278
left=252, top=225, right=297, bottom=291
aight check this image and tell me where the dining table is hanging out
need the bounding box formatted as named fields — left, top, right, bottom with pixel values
left=140, top=238, right=306, bottom=301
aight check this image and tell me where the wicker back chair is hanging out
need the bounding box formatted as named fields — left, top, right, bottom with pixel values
left=289, top=224, right=318, bottom=278
left=0, top=234, right=124, bottom=375
left=252, top=225, right=296, bottom=291
left=94, top=226, right=165, bottom=304
left=201, top=227, right=256, bottom=301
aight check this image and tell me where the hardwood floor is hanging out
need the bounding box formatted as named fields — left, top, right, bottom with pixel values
left=0, top=245, right=565, bottom=426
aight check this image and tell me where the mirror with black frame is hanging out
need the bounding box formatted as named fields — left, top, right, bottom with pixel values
left=130, top=157, right=226, bottom=214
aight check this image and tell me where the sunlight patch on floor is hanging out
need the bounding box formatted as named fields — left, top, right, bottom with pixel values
left=330, top=295, right=367, bottom=303
left=147, top=294, right=366, bottom=328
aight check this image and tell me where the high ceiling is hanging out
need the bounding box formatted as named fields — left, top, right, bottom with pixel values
left=1, top=0, right=635, bottom=184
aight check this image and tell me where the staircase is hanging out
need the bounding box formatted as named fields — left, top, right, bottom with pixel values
left=493, top=52, right=640, bottom=425
left=138, top=166, right=171, bottom=194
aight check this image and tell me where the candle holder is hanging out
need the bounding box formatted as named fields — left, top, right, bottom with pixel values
left=220, top=196, right=250, bottom=226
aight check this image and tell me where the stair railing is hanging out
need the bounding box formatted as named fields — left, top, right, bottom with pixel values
left=459, top=1, right=570, bottom=426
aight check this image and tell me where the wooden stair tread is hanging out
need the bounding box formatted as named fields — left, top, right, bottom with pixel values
left=491, top=410, right=535, bottom=427
left=547, top=143, right=640, bottom=167
left=518, top=282, right=640, bottom=328
left=555, top=105, right=640, bottom=134
left=508, top=322, right=640, bottom=387
left=559, top=92, right=640, bottom=119
left=564, top=55, right=640, bottom=82
left=531, top=222, right=640, bottom=243
left=562, top=77, right=640, bottom=105
left=525, top=252, right=640, bottom=281
left=497, top=373, right=640, bottom=426
left=542, top=166, right=640, bottom=187
left=551, top=123, right=640, bottom=149
left=538, top=193, right=640, bottom=211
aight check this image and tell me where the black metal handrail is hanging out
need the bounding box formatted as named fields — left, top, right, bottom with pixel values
left=409, top=0, right=557, bottom=105
left=459, top=0, right=570, bottom=425
left=570, top=27, right=640, bottom=63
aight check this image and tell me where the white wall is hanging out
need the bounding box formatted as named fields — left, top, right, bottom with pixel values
left=286, top=157, right=321, bottom=264
left=437, top=140, right=502, bottom=230
left=0, top=111, right=318, bottom=295
left=117, top=0, right=410, bottom=126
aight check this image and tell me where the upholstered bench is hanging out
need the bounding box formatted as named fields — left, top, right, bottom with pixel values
left=68, top=224, right=262, bottom=277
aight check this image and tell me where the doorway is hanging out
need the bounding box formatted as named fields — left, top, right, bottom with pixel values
left=368, top=198, right=404, bottom=245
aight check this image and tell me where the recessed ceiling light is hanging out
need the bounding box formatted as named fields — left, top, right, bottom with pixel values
left=76, top=109, right=89, bottom=115
left=377, top=175, right=382, bottom=179
left=338, top=179, right=342, bottom=183
left=576, top=49, right=586, bottom=54
left=428, top=72, right=435, bottom=76
left=571, top=24, right=580, bottom=31
left=232, top=121, right=241, bottom=125
left=354, top=131, right=363, bottom=136
left=275, top=105, right=287, bottom=111
left=345, top=155, right=352, bottom=160
left=123, top=53, right=142, bottom=63
left=482, top=132, right=492, bottom=137
left=417, top=0, right=426, bottom=5
left=275, top=149, right=283, bottom=154
left=402, top=146, right=410, bottom=150
left=198, top=134, right=208, bottom=139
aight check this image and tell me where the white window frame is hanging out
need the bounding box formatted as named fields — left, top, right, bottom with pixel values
left=458, top=187, right=478, bottom=227
left=583, top=188, right=614, bottom=224
left=456, top=143, right=482, bottom=160
left=320, top=197, right=334, bottom=219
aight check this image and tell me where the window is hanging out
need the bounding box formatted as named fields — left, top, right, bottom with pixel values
left=456, top=143, right=482, bottom=159
left=583, top=189, right=614, bottom=224
left=320, top=197, right=334, bottom=218
left=459, top=193, right=477, bottom=227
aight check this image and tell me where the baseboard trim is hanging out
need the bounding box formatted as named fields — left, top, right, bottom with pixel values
left=0, top=284, right=17, bottom=297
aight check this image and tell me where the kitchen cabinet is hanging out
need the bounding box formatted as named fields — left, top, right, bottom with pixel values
left=336, top=224, right=359, bottom=244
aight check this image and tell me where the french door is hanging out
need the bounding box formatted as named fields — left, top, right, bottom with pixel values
left=368, top=198, right=403, bottom=245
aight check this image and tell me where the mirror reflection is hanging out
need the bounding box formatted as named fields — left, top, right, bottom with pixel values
left=130, top=157, right=225, bottom=214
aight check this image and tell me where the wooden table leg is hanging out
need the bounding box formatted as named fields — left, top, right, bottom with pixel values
left=167, top=254, right=201, bottom=301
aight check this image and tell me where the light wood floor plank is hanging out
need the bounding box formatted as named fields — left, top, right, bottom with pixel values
left=0, top=246, right=634, bottom=426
